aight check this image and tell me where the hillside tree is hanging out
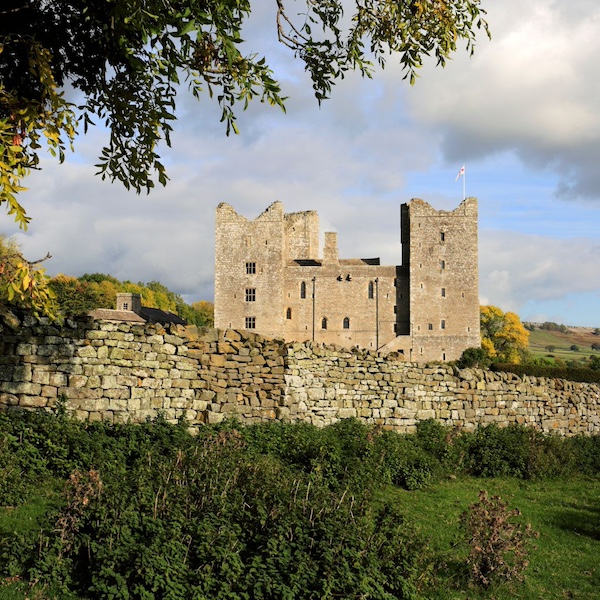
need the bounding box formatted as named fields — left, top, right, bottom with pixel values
left=1, top=0, right=490, bottom=314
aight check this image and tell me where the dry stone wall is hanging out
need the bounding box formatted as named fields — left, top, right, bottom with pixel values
left=1, top=316, right=599, bottom=435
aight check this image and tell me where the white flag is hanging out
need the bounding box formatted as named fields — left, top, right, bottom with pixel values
left=455, top=165, right=465, bottom=181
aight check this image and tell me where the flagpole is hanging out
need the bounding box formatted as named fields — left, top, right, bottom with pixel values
left=463, top=168, right=466, bottom=200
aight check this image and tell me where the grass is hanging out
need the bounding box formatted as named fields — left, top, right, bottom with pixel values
left=385, top=476, right=600, bottom=599
left=528, top=327, right=600, bottom=364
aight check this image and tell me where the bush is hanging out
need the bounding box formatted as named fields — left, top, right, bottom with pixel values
left=491, top=362, right=600, bottom=384
left=371, top=430, right=438, bottom=490
left=461, top=490, right=538, bottom=588
left=461, top=424, right=571, bottom=480
left=456, top=347, right=490, bottom=369
left=17, top=429, right=428, bottom=599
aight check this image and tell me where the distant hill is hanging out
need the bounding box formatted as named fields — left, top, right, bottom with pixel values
left=527, top=324, right=600, bottom=364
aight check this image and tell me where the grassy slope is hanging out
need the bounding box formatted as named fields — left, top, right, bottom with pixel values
left=528, top=326, right=600, bottom=362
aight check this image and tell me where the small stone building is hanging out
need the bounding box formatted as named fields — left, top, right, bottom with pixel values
left=214, top=198, right=480, bottom=362
left=89, top=293, right=187, bottom=326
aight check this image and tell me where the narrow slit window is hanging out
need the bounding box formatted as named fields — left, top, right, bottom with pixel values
left=300, top=281, right=306, bottom=299
left=321, top=317, right=328, bottom=330
left=368, top=281, right=374, bottom=299
left=343, top=317, right=350, bottom=329
left=286, top=307, right=292, bottom=320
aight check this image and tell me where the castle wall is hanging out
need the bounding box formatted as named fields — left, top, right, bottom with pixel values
left=283, top=264, right=398, bottom=350
left=1, top=320, right=599, bottom=436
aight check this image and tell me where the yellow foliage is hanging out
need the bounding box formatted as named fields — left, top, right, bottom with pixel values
left=480, top=305, right=529, bottom=364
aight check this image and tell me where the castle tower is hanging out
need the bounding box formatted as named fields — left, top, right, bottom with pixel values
left=214, top=202, right=288, bottom=337
left=400, top=197, right=480, bottom=361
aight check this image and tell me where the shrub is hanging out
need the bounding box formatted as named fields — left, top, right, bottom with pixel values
left=461, top=424, right=570, bottom=480
left=461, top=490, right=538, bottom=588
left=21, top=430, right=428, bottom=599
left=456, top=347, right=490, bottom=369
left=371, top=430, right=437, bottom=490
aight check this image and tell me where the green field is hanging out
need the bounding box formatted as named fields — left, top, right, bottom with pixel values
left=528, top=326, right=600, bottom=364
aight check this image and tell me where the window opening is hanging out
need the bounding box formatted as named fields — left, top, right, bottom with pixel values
left=245, top=288, right=256, bottom=302
left=245, top=316, right=256, bottom=329
left=300, top=281, right=306, bottom=299
left=343, top=317, right=350, bottom=329
left=245, top=262, right=256, bottom=274
left=321, top=317, right=328, bottom=330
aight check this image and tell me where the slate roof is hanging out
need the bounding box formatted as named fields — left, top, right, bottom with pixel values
left=88, top=307, right=186, bottom=326
left=88, top=309, right=146, bottom=323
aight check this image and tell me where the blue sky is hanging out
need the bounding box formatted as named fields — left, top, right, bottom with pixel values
left=2, top=0, right=599, bottom=327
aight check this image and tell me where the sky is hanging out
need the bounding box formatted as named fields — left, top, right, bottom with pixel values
left=2, top=0, right=600, bottom=327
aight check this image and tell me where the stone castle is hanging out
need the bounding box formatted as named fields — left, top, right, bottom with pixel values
left=214, top=198, right=480, bottom=362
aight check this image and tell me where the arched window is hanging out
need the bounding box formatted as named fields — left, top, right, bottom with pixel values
left=321, top=317, right=328, bottom=330
left=300, top=281, right=306, bottom=299
left=368, top=281, right=374, bottom=299
left=286, top=307, right=292, bottom=320
left=343, top=317, right=350, bottom=329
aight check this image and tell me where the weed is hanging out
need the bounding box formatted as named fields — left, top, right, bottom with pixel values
left=461, top=490, right=539, bottom=588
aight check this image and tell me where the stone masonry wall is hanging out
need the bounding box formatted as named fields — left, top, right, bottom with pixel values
left=1, top=317, right=599, bottom=435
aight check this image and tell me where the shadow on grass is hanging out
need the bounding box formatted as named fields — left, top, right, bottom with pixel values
left=550, top=502, right=600, bottom=541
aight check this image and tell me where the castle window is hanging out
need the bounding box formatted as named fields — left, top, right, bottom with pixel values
left=428, top=323, right=433, bottom=331
left=443, top=352, right=446, bottom=361
left=245, top=316, right=256, bottom=329
left=123, top=302, right=129, bottom=310
left=440, top=232, right=445, bottom=242
left=343, top=317, right=350, bottom=329
left=300, top=281, right=306, bottom=299
left=286, top=307, right=292, bottom=320
left=393, top=305, right=397, bottom=314
left=441, top=320, right=446, bottom=329
left=441, top=288, right=446, bottom=297
left=246, top=262, right=256, bottom=274
left=368, top=281, right=374, bottom=299
left=245, top=288, right=256, bottom=302
left=321, top=317, right=328, bottom=330
left=441, top=260, right=446, bottom=270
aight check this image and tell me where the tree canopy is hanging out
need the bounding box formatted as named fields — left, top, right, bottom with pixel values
left=49, top=272, right=214, bottom=325
left=1, top=0, right=490, bottom=229
left=480, top=305, right=530, bottom=364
